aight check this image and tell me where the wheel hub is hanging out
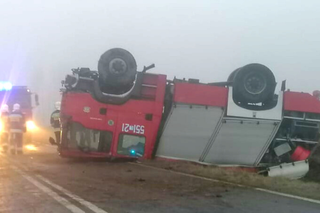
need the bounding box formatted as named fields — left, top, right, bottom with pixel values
left=244, top=73, right=267, bottom=95
left=109, top=58, right=127, bottom=74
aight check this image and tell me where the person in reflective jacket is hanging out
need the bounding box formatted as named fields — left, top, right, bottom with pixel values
left=1, top=104, right=10, bottom=153
left=8, top=103, right=26, bottom=155
left=50, top=102, right=61, bottom=144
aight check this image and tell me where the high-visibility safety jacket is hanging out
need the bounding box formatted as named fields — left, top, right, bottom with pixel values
left=50, top=110, right=60, bottom=131
left=8, top=111, right=26, bottom=133
left=0, top=112, right=9, bottom=133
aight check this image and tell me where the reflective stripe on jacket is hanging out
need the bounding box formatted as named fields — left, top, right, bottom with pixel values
left=8, top=111, right=26, bottom=133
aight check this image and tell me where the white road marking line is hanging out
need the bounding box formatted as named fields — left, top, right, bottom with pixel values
left=255, top=188, right=320, bottom=205
left=130, top=162, right=320, bottom=205
left=37, top=175, right=109, bottom=213
left=9, top=161, right=109, bottom=213
left=11, top=166, right=85, bottom=213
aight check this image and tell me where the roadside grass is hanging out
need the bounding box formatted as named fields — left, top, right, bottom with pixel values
left=142, top=158, right=320, bottom=200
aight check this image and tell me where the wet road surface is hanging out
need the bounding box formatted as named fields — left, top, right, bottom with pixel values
left=0, top=143, right=320, bottom=213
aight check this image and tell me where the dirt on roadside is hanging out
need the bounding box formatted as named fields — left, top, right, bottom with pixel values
left=141, top=158, right=320, bottom=201
left=305, top=147, right=320, bottom=182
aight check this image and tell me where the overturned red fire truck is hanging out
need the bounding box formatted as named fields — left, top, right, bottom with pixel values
left=51, top=48, right=320, bottom=178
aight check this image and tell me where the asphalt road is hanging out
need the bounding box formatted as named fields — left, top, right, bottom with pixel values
left=0, top=143, right=320, bottom=213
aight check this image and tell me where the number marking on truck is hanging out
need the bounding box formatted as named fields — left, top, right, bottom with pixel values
left=122, top=123, right=145, bottom=134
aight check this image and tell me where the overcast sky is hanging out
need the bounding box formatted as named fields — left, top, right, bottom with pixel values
left=1, top=0, right=320, bottom=125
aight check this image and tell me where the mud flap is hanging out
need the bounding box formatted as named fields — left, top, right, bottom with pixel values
left=267, top=160, right=309, bottom=179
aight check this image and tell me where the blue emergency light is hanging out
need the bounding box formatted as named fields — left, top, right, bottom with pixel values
left=0, top=82, right=12, bottom=91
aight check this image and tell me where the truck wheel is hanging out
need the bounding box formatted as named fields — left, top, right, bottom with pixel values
left=98, top=48, right=137, bottom=88
left=227, top=68, right=240, bottom=82
left=233, top=63, right=276, bottom=104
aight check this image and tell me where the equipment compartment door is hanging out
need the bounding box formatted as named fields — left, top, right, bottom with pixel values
left=203, top=118, right=280, bottom=166
left=156, top=104, right=224, bottom=162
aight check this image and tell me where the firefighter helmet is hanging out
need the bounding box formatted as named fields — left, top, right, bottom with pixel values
left=13, top=103, right=20, bottom=111
left=55, top=101, right=61, bottom=110
left=1, top=104, right=9, bottom=112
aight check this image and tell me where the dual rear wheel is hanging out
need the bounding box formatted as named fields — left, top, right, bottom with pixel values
left=228, top=63, right=276, bottom=105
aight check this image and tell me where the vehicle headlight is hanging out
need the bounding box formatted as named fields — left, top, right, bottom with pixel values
left=25, top=144, right=37, bottom=151
left=27, top=121, right=36, bottom=131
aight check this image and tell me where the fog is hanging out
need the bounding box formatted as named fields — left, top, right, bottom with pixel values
left=1, top=0, right=320, bottom=125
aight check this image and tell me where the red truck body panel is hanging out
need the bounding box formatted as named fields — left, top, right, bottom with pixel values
left=60, top=74, right=167, bottom=159
left=284, top=91, right=320, bottom=114
left=174, top=83, right=228, bottom=107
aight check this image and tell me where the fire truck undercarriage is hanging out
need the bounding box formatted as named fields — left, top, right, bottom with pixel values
left=52, top=48, right=320, bottom=179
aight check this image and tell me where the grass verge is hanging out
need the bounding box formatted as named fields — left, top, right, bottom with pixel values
left=141, top=158, right=320, bottom=201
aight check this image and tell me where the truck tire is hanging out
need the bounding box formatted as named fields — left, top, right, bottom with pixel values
left=227, top=68, right=240, bottom=82
left=98, top=48, right=137, bottom=88
left=232, top=63, right=276, bottom=104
